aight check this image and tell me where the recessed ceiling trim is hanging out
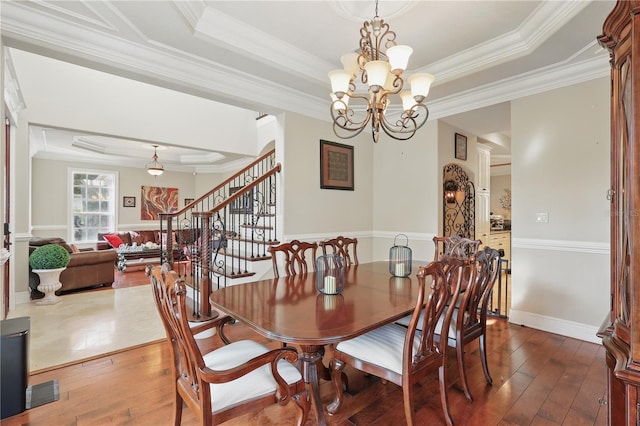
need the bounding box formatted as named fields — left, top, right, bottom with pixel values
left=21, top=0, right=118, bottom=32
left=72, top=136, right=107, bottom=154
left=429, top=55, right=609, bottom=121
left=188, top=5, right=334, bottom=84
left=417, top=0, right=591, bottom=84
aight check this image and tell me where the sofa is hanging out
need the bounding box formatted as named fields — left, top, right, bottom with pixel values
left=29, top=237, right=118, bottom=298
left=96, top=229, right=233, bottom=268
left=96, top=229, right=195, bottom=255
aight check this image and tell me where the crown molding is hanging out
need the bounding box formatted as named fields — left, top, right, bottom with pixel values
left=428, top=54, right=610, bottom=121
left=1, top=0, right=609, bottom=127
left=183, top=3, right=335, bottom=84
left=416, top=1, right=590, bottom=83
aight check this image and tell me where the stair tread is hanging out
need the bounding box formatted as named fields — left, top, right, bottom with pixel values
left=215, top=249, right=271, bottom=262
left=240, top=224, right=273, bottom=230
left=228, top=236, right=280, bottom=245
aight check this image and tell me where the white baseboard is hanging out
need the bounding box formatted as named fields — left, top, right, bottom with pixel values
left=508, top=310, right=602, bottom=344
left=14, top=291, right=31, bottom=306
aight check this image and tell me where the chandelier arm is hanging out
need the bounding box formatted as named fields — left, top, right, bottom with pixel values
left=377, top=104, right=430, bottom=141
left=333, top=122, right=367, bottom=140
left=330, top=109, right=369, bottom=128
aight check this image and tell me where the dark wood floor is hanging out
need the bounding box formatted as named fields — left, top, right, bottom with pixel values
left=4, top=269, right=608, bottom=425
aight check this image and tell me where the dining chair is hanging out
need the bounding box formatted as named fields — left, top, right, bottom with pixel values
left=432, top=235, right=481, bottom=261
left=268, top=240, right=318, bottom=278
left=146, top=264, right=234, bottom=342
left=440, top=246, right=501, bottom=401
left=327, top=257, right=471, bottom=426
left=319, top=236, right=358, bottom=266
left=148, top=265, right=311, bottom=426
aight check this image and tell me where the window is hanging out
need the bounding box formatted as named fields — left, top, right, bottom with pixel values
left=70, top=170, right=118, bottom=243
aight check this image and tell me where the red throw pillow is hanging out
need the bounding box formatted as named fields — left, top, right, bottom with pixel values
left=103, top=233, right=124, bottom=248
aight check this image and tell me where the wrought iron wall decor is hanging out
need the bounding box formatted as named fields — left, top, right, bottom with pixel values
left=442, top=163, right=475, bottom=238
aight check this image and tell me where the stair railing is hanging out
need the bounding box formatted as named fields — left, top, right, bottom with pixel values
left=158, top=149, right=279, bottom=319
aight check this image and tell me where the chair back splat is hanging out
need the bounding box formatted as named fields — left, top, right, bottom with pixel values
left=320, top=236, right=358, bottom=266
left=268, top=240, right=318, bottom=278
left=433, top=234, right=481, bottom=261
left=328, top=257, right=473, bottom=426
left=148, top=265, right=310, bottom=425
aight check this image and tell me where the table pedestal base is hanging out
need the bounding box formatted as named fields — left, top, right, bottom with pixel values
left=299, top=345, right=326, bottom=426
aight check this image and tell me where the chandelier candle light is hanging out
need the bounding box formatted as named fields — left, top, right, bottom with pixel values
left=329, top=0, right=434, bottom=142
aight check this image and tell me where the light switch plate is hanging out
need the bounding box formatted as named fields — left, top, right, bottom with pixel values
left=535, top=212, right=549, bottom=223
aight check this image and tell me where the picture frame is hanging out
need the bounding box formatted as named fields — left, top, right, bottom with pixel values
left=123, top=196, right=136, bottom=208
left=184, top=198, right=194, bottom=206
left=320, top=140, right=354, bottom=190
left=455, top=133, right=467, bottom=161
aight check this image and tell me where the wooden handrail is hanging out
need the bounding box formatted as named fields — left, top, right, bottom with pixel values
left=174, top=148, right=275, bottom=216
left=202, top=163, right=281, bottom=214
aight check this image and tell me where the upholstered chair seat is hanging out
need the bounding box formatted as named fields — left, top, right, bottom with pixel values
left=205, top=340, right=304, bottom=413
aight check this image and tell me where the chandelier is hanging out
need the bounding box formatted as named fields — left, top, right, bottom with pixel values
left=146, top=145, right=164, bottom=176
left=328, top=0, right=434, bottom=142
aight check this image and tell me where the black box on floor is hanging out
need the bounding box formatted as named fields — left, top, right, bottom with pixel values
left=1, top=316, right=30, bottom=419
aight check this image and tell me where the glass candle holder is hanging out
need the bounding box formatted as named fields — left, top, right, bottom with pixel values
left=315, top=254, right=345, bottom=295
left=389, top=234, right=412, bottom=277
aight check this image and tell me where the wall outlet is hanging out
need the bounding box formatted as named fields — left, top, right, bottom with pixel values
left=535, top=212, right=549, bottom=223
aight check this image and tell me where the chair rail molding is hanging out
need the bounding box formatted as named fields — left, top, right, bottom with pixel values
left=512, top=237, right=609, bottom=255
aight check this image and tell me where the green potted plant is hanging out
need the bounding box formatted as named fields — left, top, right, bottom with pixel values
left=29, top=244, right=71, bottom=305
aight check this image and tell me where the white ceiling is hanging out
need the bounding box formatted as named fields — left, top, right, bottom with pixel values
left=1, top=0, right=615, bottom=170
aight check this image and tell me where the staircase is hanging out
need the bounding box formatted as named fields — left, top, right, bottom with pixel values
left=158, top=149, right=279, bottom=318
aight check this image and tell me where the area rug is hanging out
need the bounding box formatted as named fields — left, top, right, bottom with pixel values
left=6, top=285, right=165, bottom=372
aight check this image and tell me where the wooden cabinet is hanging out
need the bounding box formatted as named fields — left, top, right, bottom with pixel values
left=476, top=145, right=491, bottom=245
left=597, top=2, right=640, bottom=424
left=488, top=231, right=511, bottom=317
left=489, top=231, right=510, bottom=262
left=477, top=145, right=491, bottom=192
left=476, top=193, right=490, bottom=244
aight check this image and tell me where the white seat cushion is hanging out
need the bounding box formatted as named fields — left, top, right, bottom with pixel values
left=203, top=340, right=303, bottom=413
left=188, top=320, right=216, bottom=339
left=335, top=323, right=421, bottom=375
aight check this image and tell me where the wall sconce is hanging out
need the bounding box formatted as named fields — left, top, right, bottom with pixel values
left=444, top=180, right=458, bottom=204
left=455, top=189, right=466, bottom=204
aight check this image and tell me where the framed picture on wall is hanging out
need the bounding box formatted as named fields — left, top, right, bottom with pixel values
left=184, top=198, right=194, bottom=206
left=123, top=196, right=136, bottom=207
left=320, top=140, right=354, bottom=190
left=455, top=133, right=467, bottom=160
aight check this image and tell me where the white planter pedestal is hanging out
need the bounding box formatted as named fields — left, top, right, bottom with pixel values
left=33, top=268, right=65, bottom=305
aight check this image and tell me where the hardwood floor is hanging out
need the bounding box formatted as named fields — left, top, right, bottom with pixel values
left=3, top=270, right=608, bottom=426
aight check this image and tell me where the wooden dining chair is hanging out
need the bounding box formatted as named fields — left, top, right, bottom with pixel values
left=268, top=240, right=318, bottom=277
left=146, top=264, right=234, bottom=342
left=437, top=246, right=501, bottom=401
left=319, top=236, right=358, bottom=266
left=433, top=235, right=481, bottom=261
left=327, top=257, right=471, bottom=426
left=148, top=265, right=311, bottom=426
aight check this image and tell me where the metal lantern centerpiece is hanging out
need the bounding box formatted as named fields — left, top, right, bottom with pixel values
left=315, top=254, right=345, bottom=295
left=389, top=234, right=412, bottom=277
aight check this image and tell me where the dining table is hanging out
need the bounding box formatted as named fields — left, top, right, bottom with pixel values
left=209, top=260, right=428, bottom=425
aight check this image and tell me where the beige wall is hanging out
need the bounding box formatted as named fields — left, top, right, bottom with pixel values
left=279, top=112, right=375, bottom=261
left=372, top=120, right=440, bottom=262
left=10, top=49, right=258, bottom=154
left=510, top=77, right=610, bottom=339
left=490, top=174, right=512, bottom=219
left=31, top=158, right=198, bottom=238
